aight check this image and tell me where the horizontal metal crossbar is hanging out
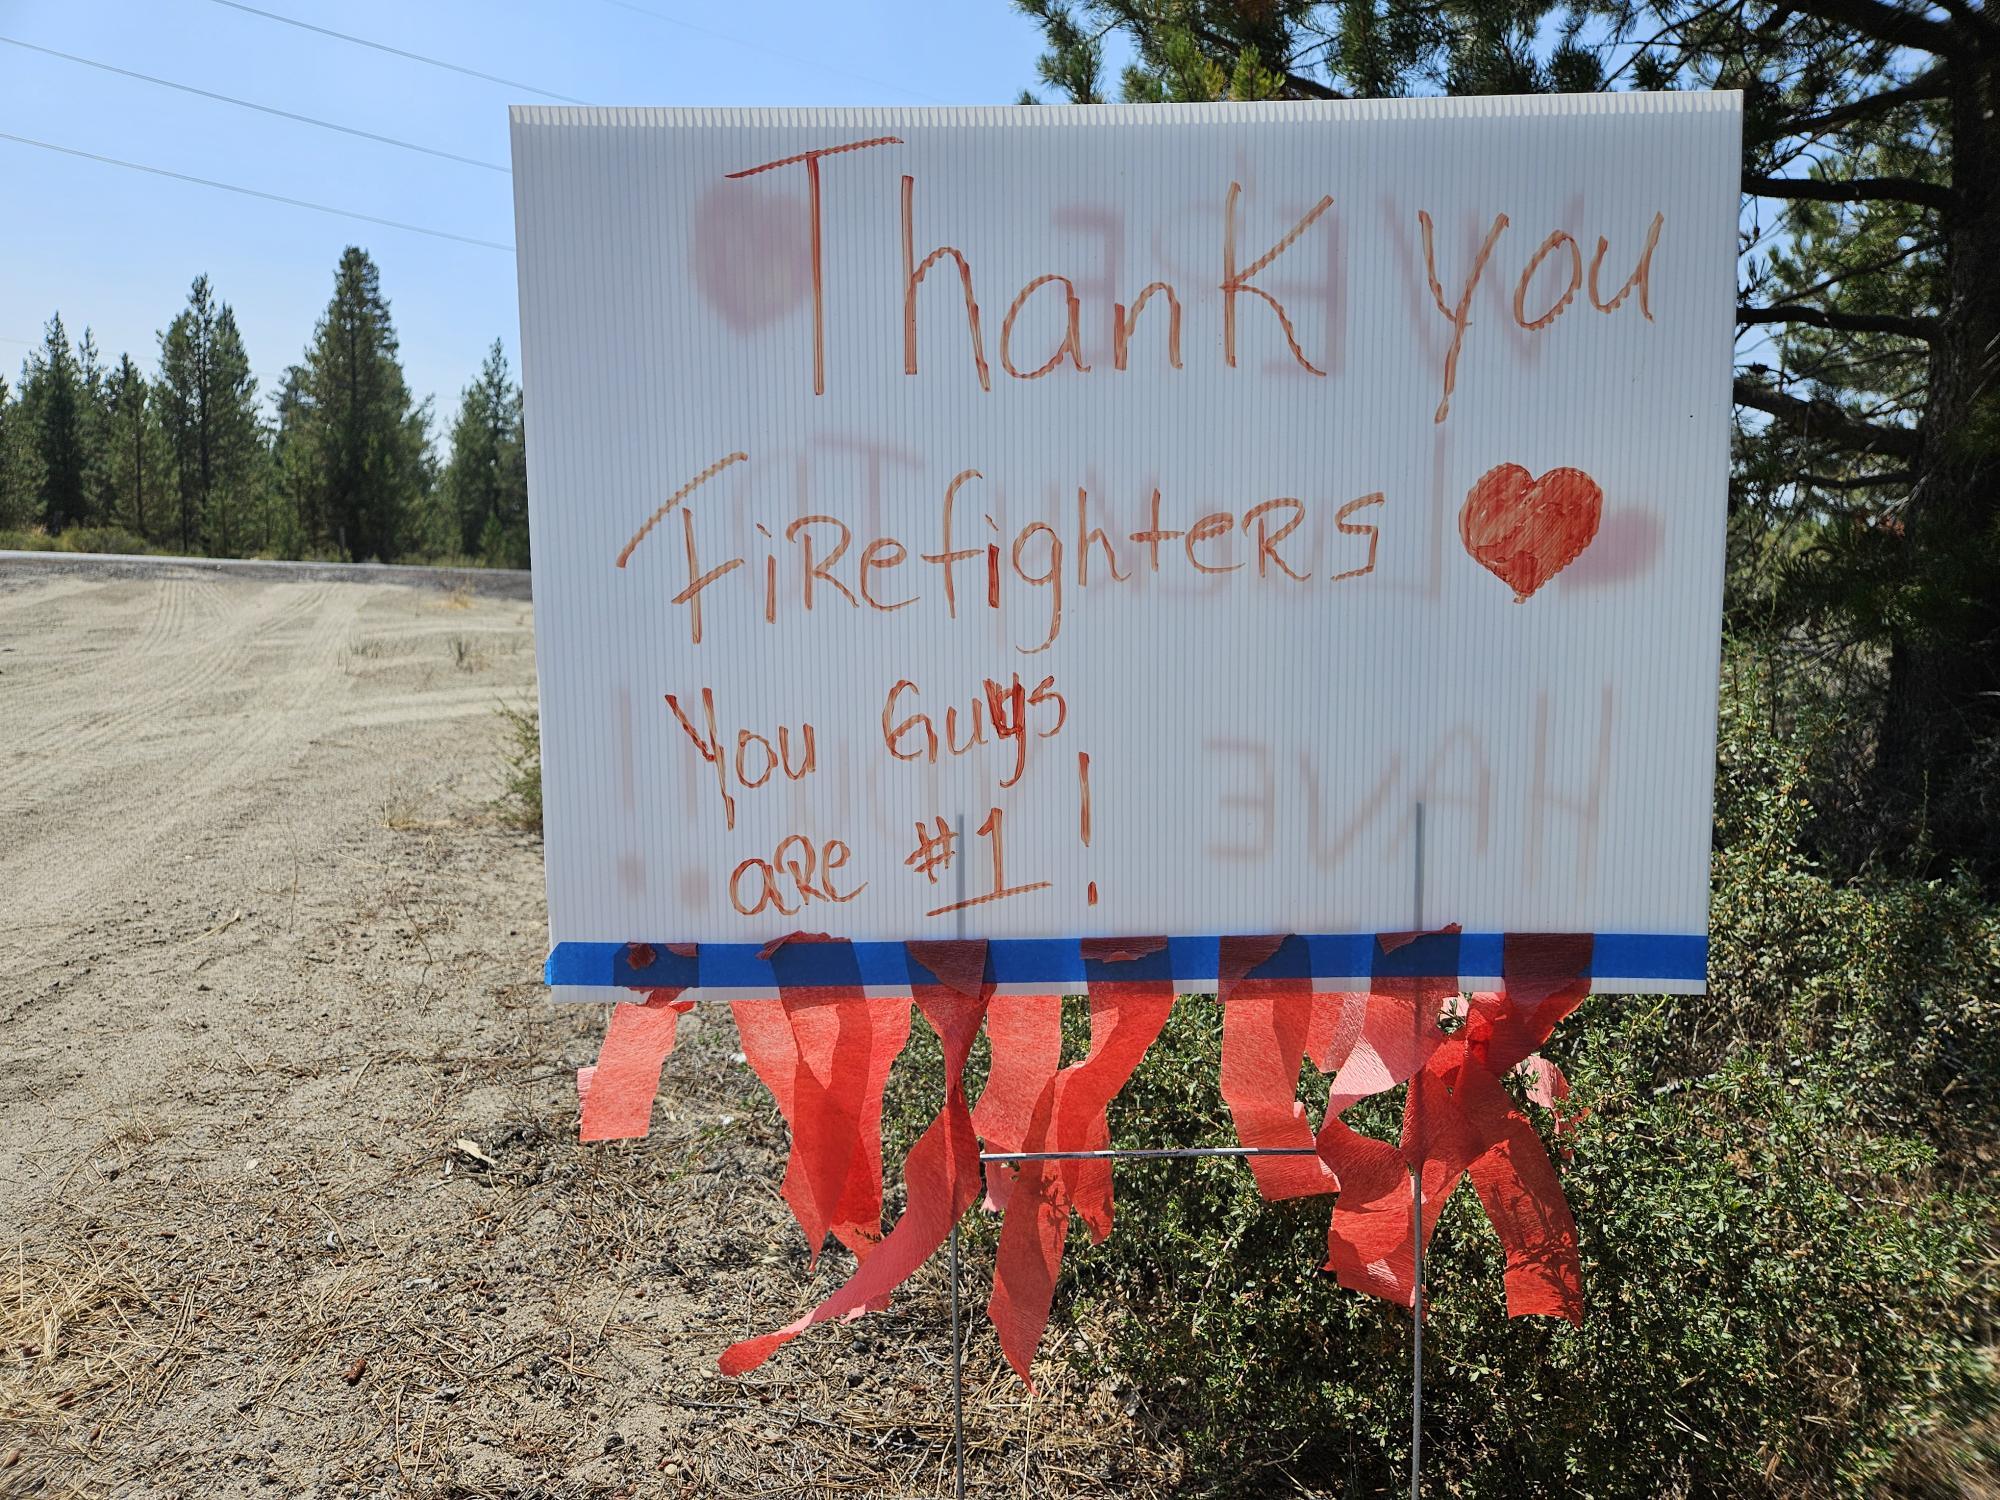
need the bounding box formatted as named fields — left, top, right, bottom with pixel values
left=979, top=1145, right=1319, bottom=1163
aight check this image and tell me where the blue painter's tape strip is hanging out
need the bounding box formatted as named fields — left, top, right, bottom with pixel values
left=545, top=932, right=1708, bottom=991
left=1372, top=928, right=1464, bottom=980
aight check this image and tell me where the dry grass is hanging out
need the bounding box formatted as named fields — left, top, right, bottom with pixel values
left=2, top=986, right=1173, bottom=1498
left=2, top=1242, right=181, bottom=1471
left=447, top=635, right=490, bottom=673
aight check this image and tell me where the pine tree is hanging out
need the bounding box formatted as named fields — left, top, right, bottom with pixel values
left=3, top=367, right=45, bottom=532
left=75, top=328, right=111, bottom=528
left=24, top=314, right=89, bottom=534
left=270, top=364, right=318, bottom=554
left=158, top=276, right=263, bottom=557
left=103, top=355, right=169, bottom=543
left=1014, top=0, right=2000, bottom=877
left=205, top=306, right=262, bottom=557
left=159, top=278, right=218, bottom=554
left=440, top=339, right=529, bottom=567
left=0, top=375, right=25, bottom=531
left=291, top=248, right=430, bottom=561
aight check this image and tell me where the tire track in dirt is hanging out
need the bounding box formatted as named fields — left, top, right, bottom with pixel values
left=0, top=580, right=334, bottom=804
left=3, top=579, right=381, bottom=929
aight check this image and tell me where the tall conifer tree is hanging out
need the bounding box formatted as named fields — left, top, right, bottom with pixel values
left=104, top=355, right=169, bottom=542
left=291, top=248, right=430, bottom=561
left=0, top=376, right=27, bottom=531
left=440, top=339, right=528, bottom=566
left=159, top=276, right=262, bottom=556
left=25, top=314, right=88, bottom=534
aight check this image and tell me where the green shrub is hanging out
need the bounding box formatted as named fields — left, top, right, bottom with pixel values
left=0, top=525, right=156, bottom=555
left=497, top=703, right=542, bottom=835
left=58, top=524, right=153, bottom=556
left=1043, top=1004, right=1996, bottom=1497
left=881, top=657, right=2000, bottom=1495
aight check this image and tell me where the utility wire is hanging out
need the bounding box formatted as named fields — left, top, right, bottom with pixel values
left=0, top=132, right=513, bottom=252
left=0, top=36, right=509, bottom=173
left=589, top=0, right=949, bottom=105
left=204, top=0, right=588, bottom=105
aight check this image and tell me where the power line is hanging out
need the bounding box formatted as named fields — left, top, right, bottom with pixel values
left=204, top=0, right=588, bottom=105
left=590, top=0, right=949, bottom=105
left=0, top=36, right=509, bottom=173
left=0, top=132, right=514, bottom=252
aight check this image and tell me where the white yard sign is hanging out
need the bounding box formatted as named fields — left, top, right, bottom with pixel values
left=512, top=95, right=1740, bottom=996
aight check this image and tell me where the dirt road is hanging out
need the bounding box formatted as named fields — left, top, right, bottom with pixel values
left=0, top=563, right=1145, bottom=1499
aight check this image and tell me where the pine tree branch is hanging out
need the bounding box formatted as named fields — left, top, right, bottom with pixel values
left=1930, top=0, right=2000, bottom=45
left=1764, top=69, right=1946, bottom=136
left=1800, top=469, right=1916, bottom=488
left=1779, top=0, right=1958, bottom=54
left=1734, top=377, right=1924, bottom=460
left=1742, top=172, right=1950, bottom=210
left=1279, top=69, right=1343, bottom=99
left=1177, top=16, right=1346, bottom=97
left=1778, top=236, right=1943, bottom=303
left=1738, top=303, right=1939, bottom=339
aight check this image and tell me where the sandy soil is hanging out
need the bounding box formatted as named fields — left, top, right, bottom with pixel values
left=0, top=563, right=1155, bottom=1499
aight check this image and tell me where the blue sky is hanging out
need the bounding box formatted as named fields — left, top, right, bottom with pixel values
left=0, top=0, right=1046, bottom=423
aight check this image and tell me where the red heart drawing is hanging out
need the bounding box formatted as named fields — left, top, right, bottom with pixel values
left=1459, top=464, right=1604, bottom=602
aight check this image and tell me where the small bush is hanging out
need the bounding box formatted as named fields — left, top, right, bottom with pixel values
left=59, top=525, right=153, bottom=556
left=0, top=526, right=157, bottom=555
left=497, top=703, right=542, bottom=835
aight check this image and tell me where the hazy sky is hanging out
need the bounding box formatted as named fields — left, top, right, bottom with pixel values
left=0, top=0, right=1047, bottom=422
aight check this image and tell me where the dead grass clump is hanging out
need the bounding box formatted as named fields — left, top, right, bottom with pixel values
left=447, top=634, right=489, bottom=672
left=0, top=1242, right=181, bottom=1484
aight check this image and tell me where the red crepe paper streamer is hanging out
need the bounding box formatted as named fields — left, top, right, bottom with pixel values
left=721, top=941, right=990, bottom=1375
left=568, top=928, right=1595, bottom=1379
left=970, top=995, right=1064, bottom=1213
left=985, top=961, right=1175, bottom=1384
left=1313, top=933, right=1592, bottom=1322
left=1217, top=935, right=1342, bottom=1200
left=1516, top=1054, right=1587, bottom=1160
left=576, top=987, right=693, bottom=1142
left=732, top=992, right=912, bottom=1267
left=756, top=930, right=836, bottom=959
left=1078, top=935, right=1168, bottom=964
left=909, top=938, right=990, bottom=1000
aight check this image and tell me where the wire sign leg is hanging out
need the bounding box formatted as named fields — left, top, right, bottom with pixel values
left=949, top=1221, right=966, bottom=1500
left=949, top=814, right=968, bottom=1500
left=1410, top=800, right=1426, bottom=1499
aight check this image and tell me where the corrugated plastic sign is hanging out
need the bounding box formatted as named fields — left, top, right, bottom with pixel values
left=512, top=95, right=1741, bottom=997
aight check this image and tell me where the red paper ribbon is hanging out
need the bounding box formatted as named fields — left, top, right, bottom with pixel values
left=575, top=929, right=1595, bottom=1378
left=986, top=963, right=1175, bottom=1385
left=1316, top=933, right=1592, bottom=1321
left=1217, top=935, right=1342, bottom=1199
left=732, top=991, right=911, bottom=1266
left=576, top=987, right=693, bottom=1142
left=719, top=941, right=990, bottom=1376
left=970, top=995, right=1065, bottom=1213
